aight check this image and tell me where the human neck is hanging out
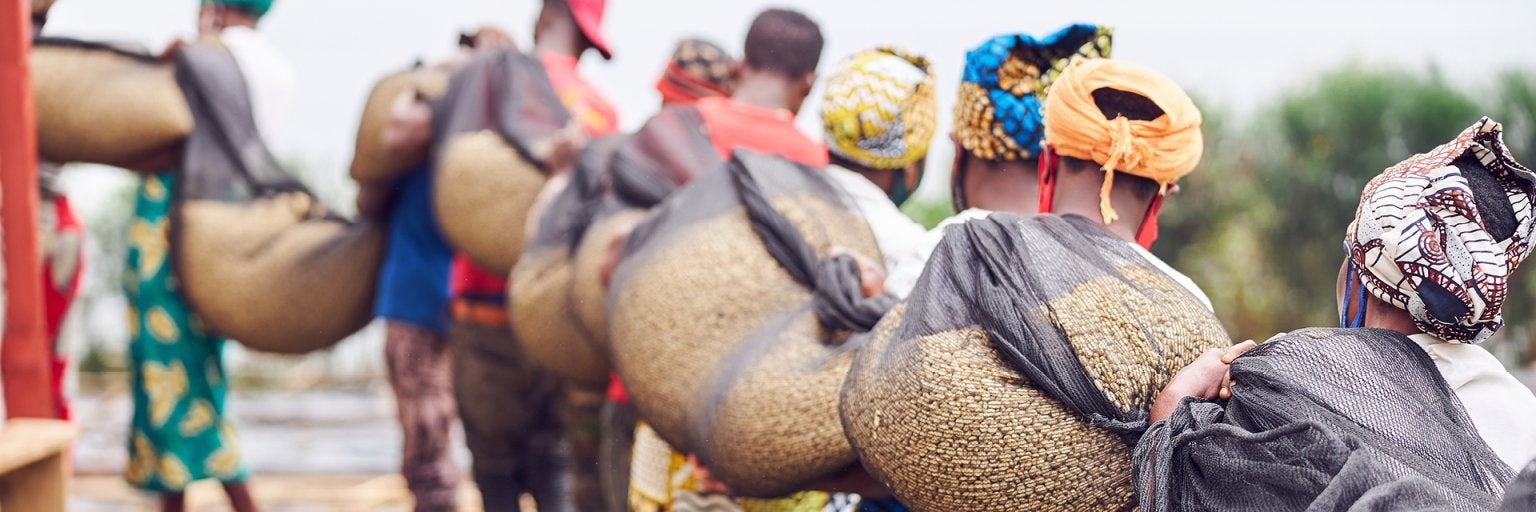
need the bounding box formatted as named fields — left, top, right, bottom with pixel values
left=1361, top=294, right=1424, bottom=337
left=1050, top=166, right=1150, bottom=243
left=964, top=159, right=1039, bottom=216
left=730, top=71, right=801, bottom=114
left=534, top=30, right=585, bottom=60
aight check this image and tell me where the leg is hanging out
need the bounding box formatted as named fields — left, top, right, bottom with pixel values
left=223, top=482, right=260, bottom=512
left=385, top=322, right=460, bottom=512
left=560, top=386, right=607, bottom=512
left=160, top=493, right=185, bottom=512
left=450, top=320, right=531, bottom=512
left=599, top=399, right=639, bottom=512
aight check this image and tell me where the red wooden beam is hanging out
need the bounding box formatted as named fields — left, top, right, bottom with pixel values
left=1, top=0, right=56, bottom=419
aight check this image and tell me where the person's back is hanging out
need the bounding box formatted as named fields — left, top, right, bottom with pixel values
left=693, top=8, right=827, bottom=168
left=1146, top=117, right=1536, bottom=510
left=884, top=25, right=1112, bottom=295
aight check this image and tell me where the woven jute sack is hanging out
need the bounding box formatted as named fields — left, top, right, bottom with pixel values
left=175, top=193, right=383, bottom=354
left=569, top=208, right=646, bottom=351
left=32, top=40, right=192, bottom=170
left=840, top=214, right=1230, bottom=511
left=434, top=130, right=548, bottom=274
left=507, top=245, right=610, bottom=390
left=509, top=136, right=628, bottom=390
left=608, top=153, right=883, bottom=497
left=349, top=67, right=449, bottom=184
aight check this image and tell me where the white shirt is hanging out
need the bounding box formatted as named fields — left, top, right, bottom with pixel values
left=881, top=208, right=1213, bottom=309
left=882, top=207, right=993, bottom=298
left=218, top=26, right=295, bottom=142
left=825, top=166, right=929, bottom=299
left=1408, top=333, right=1536, bottom=470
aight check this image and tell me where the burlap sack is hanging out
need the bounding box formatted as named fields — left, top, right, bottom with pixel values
left=509, top=135, right=625, bottom=389
left=431, top=49, right=573, bottom=275
left=569, top=208, right=646, bottom=349
left=608, top=152, right=886, bottom=497
left=176, top=194, right=382, bottom=354
left=511, top=106, right=720, bottom=387
left=165, top=41, right=381, bottom=354
left=32, top=39, right=192, bottom=170
left=433, top=130, right=547, bottom=274
left=839, top=214, right=1230, bottom=511
left=349, top=66, right=449, bottom=185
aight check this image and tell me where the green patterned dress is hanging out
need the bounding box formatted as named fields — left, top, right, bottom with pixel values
left=123, top=172, right=248, bottom=492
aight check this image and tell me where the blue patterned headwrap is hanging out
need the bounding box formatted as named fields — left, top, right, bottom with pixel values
left=954, top=24, right=1112, bottom=161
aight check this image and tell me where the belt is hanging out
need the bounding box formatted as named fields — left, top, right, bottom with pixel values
left=452, top=298, right=509, bottom=327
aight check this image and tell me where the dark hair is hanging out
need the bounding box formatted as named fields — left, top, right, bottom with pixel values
left=743, top=8, right=823, bottom=78
left=1058, top=88, right=1167, bottom=198
left=1455, top=152, right=1523, bottom=242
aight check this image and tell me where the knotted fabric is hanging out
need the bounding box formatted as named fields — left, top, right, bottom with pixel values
left=1044, top=58, right=1203, bottom=224
left=728, top=154, right=896, bottom=332
left=820, top=46, right=937, bottom=170
left=953, top=25, right=1112, bottom=161
left=1345, top=117, right=1536, bottom=343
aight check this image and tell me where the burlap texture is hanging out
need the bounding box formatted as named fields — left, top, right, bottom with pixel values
left=570, top=209, right=646, bottom=350
left=32, top=43, right=192, bottom=170
left=840, top=215, right=1229, bottom=510
left=434, top=130, right=548, bottom=274
left=175, top=194, right=383, bottom=354
left=609, top=188, right=880, bottom=497
left=508, top=246, right=610, bottom=390
left=349, top=67, right=449, bottom=184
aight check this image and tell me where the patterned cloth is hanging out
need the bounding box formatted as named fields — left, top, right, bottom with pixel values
left=657, top=38, right=735, bottom=105
left=123, top=172, right=247, bottom=492
left=1346, top=117, right=1536, bottom=343
left=820, top=46, right=936, bottom=170
left=627, top=423, right=866, bottom=512
left=954, top=24, right=1111, bottom=161
left=385, top=322, right=459, bottom=511
left=1043, top=57, right=1204, bottom=226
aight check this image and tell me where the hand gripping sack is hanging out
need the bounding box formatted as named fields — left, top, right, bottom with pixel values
left=432, top=49, right=574, bottom=274
left=170, top=42, right=382, bottom=354
left=31, top=38, right=193, bottom=170
left=349, top=64, right=450, bottom=184
left=608, top=152, right=894, bottom=497
left=510, top=105, right=720, bottom=388
left=840, top=214, right=1230, bottom=511
left=1133, top=328, right=1516, bottom=512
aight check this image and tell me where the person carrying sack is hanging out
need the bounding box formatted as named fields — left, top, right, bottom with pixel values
left=840, top=56, right=1223, bottom=510
left=121, top=1, right=293, bottom=511
left=378, top=1, right=617, bottom=510
left=1143, top=117, right=1536, bottom=511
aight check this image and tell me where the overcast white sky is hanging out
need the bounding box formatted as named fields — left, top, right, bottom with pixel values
left=41, top=0, right=1536, bottom=200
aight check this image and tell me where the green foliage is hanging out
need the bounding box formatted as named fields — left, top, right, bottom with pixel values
left=1155, top=65, right=1536, bottom=364
left=899, top=192, right=956, bottom=230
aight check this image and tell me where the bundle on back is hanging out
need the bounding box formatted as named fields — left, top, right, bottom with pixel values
left=32, top=38, right=193, bottom=170
left=432, top=49, right=574, bottom=274
left=840, top=214, right=1229, bottom=510
left=510, top=105, right=719, bottom=389
left=170, top=42, right=382, bottom=354
left=1133, top=328, right=1516, bottom=511
left=608, top=152, right=890, bottom=497
left=349, top=65, right=449, bottom=185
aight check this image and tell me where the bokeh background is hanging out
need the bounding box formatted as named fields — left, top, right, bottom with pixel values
left=31, top=1, right=1536, bottom=506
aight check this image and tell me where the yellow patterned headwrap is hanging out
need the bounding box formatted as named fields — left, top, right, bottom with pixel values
left=820, top=47, right=937, bottom=170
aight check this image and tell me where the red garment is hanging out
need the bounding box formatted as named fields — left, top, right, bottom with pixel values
left=41, top=196, right=83, bottom=420
left=450, top=52, right=620, bottom=302
left=693, top=96, right=830, bottom=168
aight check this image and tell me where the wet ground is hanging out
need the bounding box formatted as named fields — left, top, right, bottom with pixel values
left=69, top=384, right=489, bottom=511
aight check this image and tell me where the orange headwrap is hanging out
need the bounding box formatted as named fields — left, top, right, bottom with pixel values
left=1043, top=58, right=1203, bottom=225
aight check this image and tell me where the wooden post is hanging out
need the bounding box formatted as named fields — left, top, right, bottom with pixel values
left=0, top=0, right=56, bottom=419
